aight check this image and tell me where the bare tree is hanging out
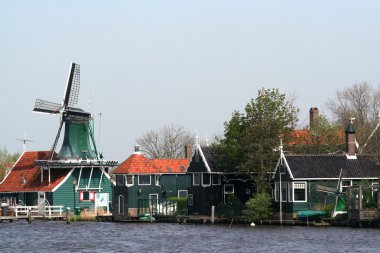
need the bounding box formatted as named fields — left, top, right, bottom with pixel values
left=136, top=124, right=194, bottom=158
left=327, top=82, right=380, bottom=152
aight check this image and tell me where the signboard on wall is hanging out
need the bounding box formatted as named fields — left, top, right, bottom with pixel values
left=95, top=193, right=108, bottom=207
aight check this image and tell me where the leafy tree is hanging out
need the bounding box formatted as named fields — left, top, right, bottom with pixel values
left=216, top=88, right=298, bottom=192
left=243, top=192, right=273, bottom=221
left=136, top=124, right=194, bottom=158
left=0, top=147, right=20, bottom=180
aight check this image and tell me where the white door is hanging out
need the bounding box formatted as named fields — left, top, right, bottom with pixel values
left=37, top=191, right=46, bottom=215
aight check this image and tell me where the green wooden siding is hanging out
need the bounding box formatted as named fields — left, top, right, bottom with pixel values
left=52, top=167, right=113, bottom=210
left=114, top=174, right=191, bottom=210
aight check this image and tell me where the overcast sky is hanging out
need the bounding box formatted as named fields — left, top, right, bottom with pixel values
left=1, top=1, right=379, bottom=162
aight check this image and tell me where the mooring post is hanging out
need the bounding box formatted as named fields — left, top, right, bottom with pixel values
left=66, top=207, right=71, bottom=224
left=211, top=206, right=215, bottom=224
left=27, top=208, right=32, bottom=224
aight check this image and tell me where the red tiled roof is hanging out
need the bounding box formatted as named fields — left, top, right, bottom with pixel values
left=114, top=153, right=190, bottom=174
left=289, top=129, right=345, bottom=146
left=0, top=151, right=71, bottom=193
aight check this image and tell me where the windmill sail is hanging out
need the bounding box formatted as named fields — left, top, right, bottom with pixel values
left=33, top=62, right=99, bottom=160
left=315, top=168, right=347, bottom=217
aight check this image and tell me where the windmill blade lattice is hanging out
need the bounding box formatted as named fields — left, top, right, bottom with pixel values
left=33, top=99, right=63, bottom=114
left=64, top=63, right=80, bottom=107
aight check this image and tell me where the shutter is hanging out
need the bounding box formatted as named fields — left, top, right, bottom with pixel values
left=79, top=191, right=84, bottom=201
left=90, top=191, right=95, bottom=202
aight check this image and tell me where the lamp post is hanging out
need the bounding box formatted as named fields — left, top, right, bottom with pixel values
left=279, top=137, right=285, bottom=225
left=73, top=177, right=77, bottom=212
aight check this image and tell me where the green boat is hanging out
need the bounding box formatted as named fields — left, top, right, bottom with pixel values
left=138, top=213, right=156, bottom=222
left=297, top=210, right=326, bottom=221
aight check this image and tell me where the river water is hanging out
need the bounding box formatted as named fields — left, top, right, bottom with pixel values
left=0, top=220, right=379, bottom=252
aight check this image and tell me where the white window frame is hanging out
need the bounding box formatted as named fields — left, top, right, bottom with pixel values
left=224, top=184, right=234, bottom=204
left=118, top=195, right=124, bottom=215
left=193, top=173, right=200, bottom=186
left=292, top=182, right=307, bottom=202
left=126, top=175, right=134, bottom=187
left=372, top=182, right=379, bottom=197
left=138, top=175, right=151, bottom=186
left=224, top=184, right=234, bottom=194
left=178, top=190, right=188, bottom=198
left=202, top=173, right=211, bottom=187
left=155, top=174, right=161, bottom=186
left=212, top=174, right=221, bottom=185
left=340, top=180, right=352, bottom=193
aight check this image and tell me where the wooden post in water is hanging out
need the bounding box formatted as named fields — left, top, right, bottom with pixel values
left=211, top=206, right=215, bottom=224
left=66, top=207, right=71, bottom=224
left=27, top=208, right=32, bottom=224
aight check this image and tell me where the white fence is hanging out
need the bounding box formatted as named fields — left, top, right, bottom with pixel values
left=10, top=205, right=64, bottom=218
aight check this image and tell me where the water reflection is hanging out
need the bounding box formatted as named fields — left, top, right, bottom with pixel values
left=0, top=220, right=379, bottom=252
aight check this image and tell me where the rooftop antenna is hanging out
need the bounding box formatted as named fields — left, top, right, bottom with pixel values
left=16, top=132, right=33, bottom=151
left=97, top=112, right=102, bottom=144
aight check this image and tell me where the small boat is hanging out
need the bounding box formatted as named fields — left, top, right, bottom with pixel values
left=138, top=213, right=155, bottom=222
left=297, top=210, right=326, bottom=221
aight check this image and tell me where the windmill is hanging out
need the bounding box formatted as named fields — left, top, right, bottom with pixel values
left=315, top=168, right=346, bottom=217
left=33, top=63, right=99, bottom=160
left=16, top=132, right=33, bottom=151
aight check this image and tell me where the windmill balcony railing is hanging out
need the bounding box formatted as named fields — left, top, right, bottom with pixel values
left=9, top=205, right=64, bottom=219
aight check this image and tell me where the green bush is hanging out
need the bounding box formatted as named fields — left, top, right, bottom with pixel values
left=243, top=192, right=273, bottom=221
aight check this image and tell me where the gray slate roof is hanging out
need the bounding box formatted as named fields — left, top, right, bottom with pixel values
left=286, top=155, right=379, bottom=179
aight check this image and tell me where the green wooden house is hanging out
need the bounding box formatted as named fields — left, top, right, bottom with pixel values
left=187, top=143, right=254, bottom=216
left=272, top=121, right=379, bottom=219
left=0, top=151, right=116, bottom=214
left=113, top=147, right=191, bottom=221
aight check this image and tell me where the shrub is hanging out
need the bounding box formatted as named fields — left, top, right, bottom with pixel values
left=243, top=192, right=273, bottom=221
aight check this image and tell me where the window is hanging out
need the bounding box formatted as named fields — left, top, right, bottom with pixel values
left=212, top=174, right=221, bottom=185
left=193, top=173, right=200, bottom=186
left=126, top=175, right=134, bottom=186
left=138, top=175, right=151, bottom=185
left=202, top=173, right=211, bottom=186
left=195, top=150, right=199, bottom=162
left=155, top=175, right=161, bottom=186
left=178, top=190, right=188, bottom=198
left=293, top=182, right=307, bottom=202
left=274, top=182, right=279, bottom=202
left=341, top=180, right=352, bottom=193
left=246, top=189, right=251, bottom=195
left=224, top=184, right=234, bottom=194
left=80, top=191, right=95, bottom=202
left=224, top=184, right=234, bottom=204
left=118, top=195, right=124, bottom=215
left=188, top=194, right=193, bottom=205
left=116, top=175, right=125, bottom=186
left=83, top=191, right=89, bottom=201
left=372, top=182, right=379, bottom=197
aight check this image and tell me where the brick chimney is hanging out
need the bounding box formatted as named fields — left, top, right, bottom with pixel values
left=309, top=107, right=319, bottom=128
left=345, top=119, right=356, bottom=157
left=185, top=145, right=193, bottom=159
